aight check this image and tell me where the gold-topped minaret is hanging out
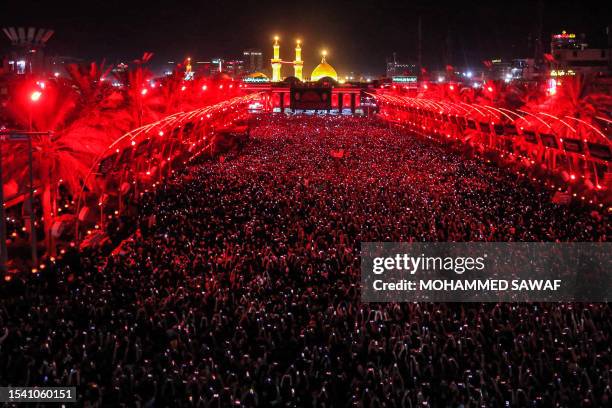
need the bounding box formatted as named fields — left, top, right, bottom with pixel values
left=293, top=39, right=303, bottom=81
left=271, top=36, right=282, bottom=82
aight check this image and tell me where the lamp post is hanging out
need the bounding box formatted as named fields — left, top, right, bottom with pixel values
left=0, top=89, right=45, bottom=272
left=139, top=88, right=147, bottom=128
left=0, top=142, right=6, bottom=273
left=30, top=91, right=42, bottom=132
left=0, top=131, right=50, bottom=272
left=28, top=91, right=42, bottom=270
left=27, top=134, right=37, bottom=269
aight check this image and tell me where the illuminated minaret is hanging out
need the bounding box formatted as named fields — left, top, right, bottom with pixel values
left=293, top=39, right=303, bottom=81
left=271, top=36, right=282, bottom=82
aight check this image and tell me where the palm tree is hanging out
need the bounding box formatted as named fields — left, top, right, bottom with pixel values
left=519, top=74, right=612, bottom=186
left=499, top=81, right=545, bottom=110
left=5, top=56, right=242, bottom=260
left=5, top=70, right=125, bottom=257
left=531, top=74, right=612, bottom=139
left=5, top=62, right=146, bottom=258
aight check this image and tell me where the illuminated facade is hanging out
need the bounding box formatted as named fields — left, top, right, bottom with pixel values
left=551, top=31, right=584, bottom=51
left=269, top=37, right=338, bottom=82
left=271, top=36, right=282, bottom=82
left=243, top=49, right=263, bottom=73
left=550, top=32, right=611, bottom=77
left=294, top=40, right=303, bottom=81
left=2, top=26, right=55, bottom=75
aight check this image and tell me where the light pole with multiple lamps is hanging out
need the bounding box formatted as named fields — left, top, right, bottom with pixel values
left=0, top=89, right=48, bottom=273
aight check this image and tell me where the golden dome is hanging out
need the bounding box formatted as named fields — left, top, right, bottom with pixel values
left=247, top=72, right=268, bottom=79
left=310, top=55, right=338, bottom=81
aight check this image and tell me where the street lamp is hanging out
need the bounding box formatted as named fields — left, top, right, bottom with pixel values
left=0, top=131, right=50, bottom=273
left=29, top=90, right=42, bottom=132
left=26, top=90, right=43, bottom=269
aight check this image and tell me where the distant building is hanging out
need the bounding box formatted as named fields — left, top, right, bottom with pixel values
left=208, top=58, right=245, bottom=78
left=508, top=59, right=539, bottom=81
left=211, top=58, right=224, bottom=74
left=386, top=56, right=417, bottom=78
left=243, top=49, right=263, bottom=73
left=223, top=59, right=245, bottom=78
left=550, top=31, right=611, bottom=76
left=193, top=61, right=214, bottom=77
left=551, top=48, right=610, bottom=76
left=46, top=55, right=84, bottom=76
left=2, top=26, right=54, bottom=75
left=483, top=58, right=540, bottom=82
left=488, top=59, right=512, bottom=81
left=160, top=58, right=245, bottom=79
left=551, top=31, right=587, bottom=51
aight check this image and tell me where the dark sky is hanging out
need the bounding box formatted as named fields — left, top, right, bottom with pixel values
left=1, top=0, right=610, bottom=75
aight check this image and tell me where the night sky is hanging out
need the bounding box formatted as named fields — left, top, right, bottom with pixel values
left=1, top=0, right=610, bottom=75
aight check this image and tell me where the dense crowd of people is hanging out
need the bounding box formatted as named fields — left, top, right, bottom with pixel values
left=1, top=115, right=610, bottom=407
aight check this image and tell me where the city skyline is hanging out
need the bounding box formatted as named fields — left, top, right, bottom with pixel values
left=1, top=0, right=611, bottom=74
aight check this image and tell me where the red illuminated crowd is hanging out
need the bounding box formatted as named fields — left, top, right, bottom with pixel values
left=1, top=115, right=610, bottom=407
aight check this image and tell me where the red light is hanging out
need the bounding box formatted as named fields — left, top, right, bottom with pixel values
left=4, top=275, right=11, bottom=282
left=570, top=174, right=576, bottom=180
left=30, top=91, right=42, bottom=102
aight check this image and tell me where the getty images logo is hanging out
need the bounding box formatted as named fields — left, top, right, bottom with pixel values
left=372, top=253, right=487, bottom=275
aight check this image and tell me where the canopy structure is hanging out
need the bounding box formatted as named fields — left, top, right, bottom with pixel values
left=75, top=92, right=265, bottom=239
left=373, top=92, right=611, bottom=200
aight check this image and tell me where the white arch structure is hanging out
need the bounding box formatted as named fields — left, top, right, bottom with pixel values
left=75, top=92, right=264, bottom=241
left=371, top=91, right=611, bottom=202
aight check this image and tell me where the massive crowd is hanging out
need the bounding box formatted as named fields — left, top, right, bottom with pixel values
left=1, top=115, right=610, bottom=407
